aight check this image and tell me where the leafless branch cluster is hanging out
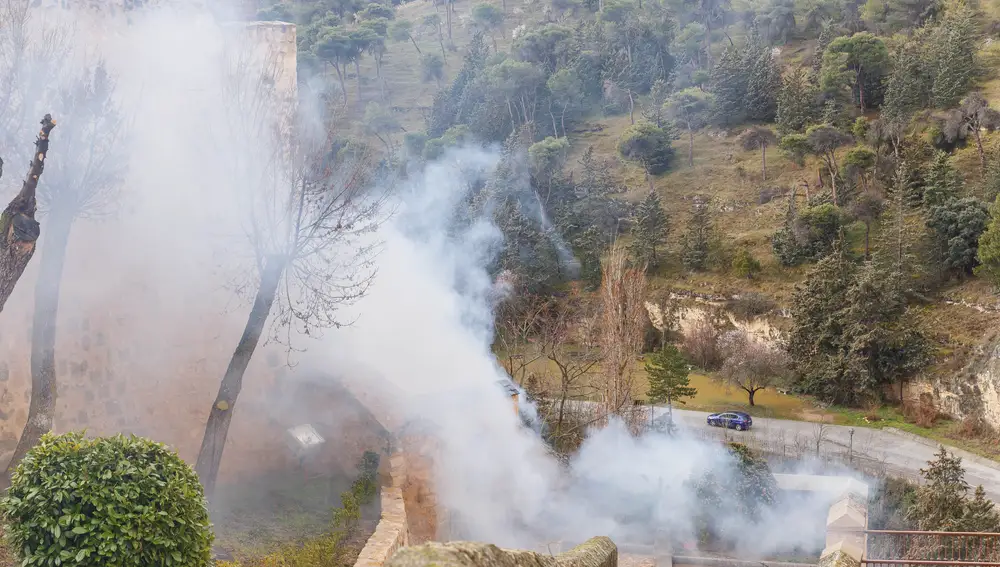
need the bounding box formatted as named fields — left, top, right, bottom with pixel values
left=718, top=329, right=790, bottom=406
left=219, top=39, right=392, bottom=345
left=681, top=311, right=722, bottom=370
left=598, top=242, right=646, bottom=432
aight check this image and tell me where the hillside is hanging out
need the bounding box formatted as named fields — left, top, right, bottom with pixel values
left=274, top=0, right=1000, bottom=452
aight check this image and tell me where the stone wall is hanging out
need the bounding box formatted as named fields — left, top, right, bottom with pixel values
left=383, top=537, right=618, bottom=567
left=356, top=452, right=411, bottom=567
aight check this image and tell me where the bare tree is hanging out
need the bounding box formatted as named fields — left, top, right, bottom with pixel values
left=718, top=329, right=789, bottom=406
left=537, top=293, right=600, bottom=442
left=495, top=290, right=546, bottom=386
left=681, top=311, right=722, bottom=370
left=0, top=114, right=55, bottom=314
left=943, top=92, right=1000, bottom=174
left=598, top=242, right=646, bottom=431
left=1, top=64, right=127, bottom=488
left=194, top=47, right=390, bottom=498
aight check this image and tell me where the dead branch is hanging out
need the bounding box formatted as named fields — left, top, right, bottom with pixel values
left=0, top=113, right=55, bottom=313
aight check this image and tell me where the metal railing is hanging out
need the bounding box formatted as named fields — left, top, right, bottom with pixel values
left=862, top=530, right=1000, bottom=567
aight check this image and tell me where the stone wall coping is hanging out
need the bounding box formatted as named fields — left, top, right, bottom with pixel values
left=355, top=452, right=410, bottom=567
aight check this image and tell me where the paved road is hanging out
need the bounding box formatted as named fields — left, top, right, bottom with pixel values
left=665, top=407, right=1000, bottom=502
left=561, top=400, right=1000, bottom=502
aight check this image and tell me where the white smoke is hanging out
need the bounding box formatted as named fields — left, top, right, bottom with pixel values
left=305, top=146, right=840, bottom=557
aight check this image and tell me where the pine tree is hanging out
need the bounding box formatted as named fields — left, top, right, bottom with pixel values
left=732, top=248, right=762, bottom=279
left=646, top=344, right=697, bottom=431
left=882, top=40, right=930, bottom=126
left=743, top=33, right=781, bottom=122
left=930, top=4, right=977, bottom=109
left=908, top=447, right=970, bottom=531
left=630, top=191, right=669, bottom=268
left=710, top=45, right=747, bottom=125
left=958, top=486, right=1000, bottom=532
left=682, top=198, right=713, bottom=271
left=922, top=151, right=962, bottom=208
left=975, top=194, right=1000, bottom=287
left=787, top=247, right=855, bottom=399
left=873, top=164, right=925, bottom=292
left=776, top=68, right=822, bottom=134
left=575, top=225, right=605, bottom=291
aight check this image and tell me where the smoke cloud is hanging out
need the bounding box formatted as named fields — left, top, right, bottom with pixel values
left=0, top=1, right=850, bottom=557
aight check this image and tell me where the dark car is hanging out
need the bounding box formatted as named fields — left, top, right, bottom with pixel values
left=707, top=411, right=753, bottom=431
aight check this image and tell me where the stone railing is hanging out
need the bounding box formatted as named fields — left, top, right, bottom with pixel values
left=385, top=537, right=618, bottom=567
left=355, top=452, right=410, bottom=567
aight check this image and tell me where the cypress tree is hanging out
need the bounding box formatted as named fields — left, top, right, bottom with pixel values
left=930, top=5, right=977, bottom=109
left=709, top=45, right=747, bottom=125
left=630, top=191, right=669, bottom=268
left=682, top=198, right=713, bottom=271
left=743, top=33, right=781, bottom=122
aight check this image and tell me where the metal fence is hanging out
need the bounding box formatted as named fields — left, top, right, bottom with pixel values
left=862, top=530, right=1000, bottom=567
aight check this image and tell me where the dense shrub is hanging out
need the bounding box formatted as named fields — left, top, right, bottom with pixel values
left=0, top=432, right=213, bottom=567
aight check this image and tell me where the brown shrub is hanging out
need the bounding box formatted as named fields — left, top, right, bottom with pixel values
left=956, top=415, right=996, bottom=439
left=902, top=393, right=940, bottom=428
left=682, top=315, right=722, bottom=370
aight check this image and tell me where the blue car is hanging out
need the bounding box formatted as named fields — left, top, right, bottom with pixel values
left=707, top=411, right=753, bottom=431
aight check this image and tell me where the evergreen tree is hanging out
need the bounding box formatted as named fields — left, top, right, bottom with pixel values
left=732, top=248, right=762, bottom=279
left=975, top=194, right=1000, bottom=287
left=922, top=151, right=962, bottom=208
left=882, top=39, right=930, bottom=126
left=957, top=486, right=1000, bottom=532
left=776, top=68, right=823, bottom=134
left=682, top=198, right=713, bottom=271
left=575, top=225, right=606, bottom=290
left=927, top=197, right=989, bottom=276
left=787, top=248, right=855, bottom=400
left=710, top=45, right=747, bottom=125
left=873, top=164, right=926, bottom=292
left=645, top=344, right=697, bottom=427
left=908, top=447, right=970, bottom=531
left=743, top=33, right=781, bottom=121
left=630, top=191, right=669, bottom=268
left=929, top=3, right=977, bottom=109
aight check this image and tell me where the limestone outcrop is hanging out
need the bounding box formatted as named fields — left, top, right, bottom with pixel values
left=385, top=537, right=618, bottom=567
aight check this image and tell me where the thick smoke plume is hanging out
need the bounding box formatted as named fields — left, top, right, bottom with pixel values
left=1, top=1, right=845, bottom=557
left=310, top=148, right=839, bottom=558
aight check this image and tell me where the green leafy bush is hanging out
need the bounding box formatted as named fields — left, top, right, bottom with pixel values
left=0, top=432, right=213, bottom=567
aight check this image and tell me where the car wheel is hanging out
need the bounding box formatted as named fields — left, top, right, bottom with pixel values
left=735, top=423, right=744, bottom=431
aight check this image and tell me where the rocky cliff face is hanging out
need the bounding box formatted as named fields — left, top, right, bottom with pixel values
left=929, top=330, right=1000, bottom=424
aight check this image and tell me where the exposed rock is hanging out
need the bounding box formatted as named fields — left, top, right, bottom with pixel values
left=385, top=537, right=618, bottom=567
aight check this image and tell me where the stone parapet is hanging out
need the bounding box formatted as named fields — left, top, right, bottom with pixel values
left=384, top=537, right=618, bottom=567
left=356, top=452, right=410, bottom=567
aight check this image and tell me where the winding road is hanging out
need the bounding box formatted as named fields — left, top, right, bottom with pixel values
left=663, top=406, right=1000, bottom=502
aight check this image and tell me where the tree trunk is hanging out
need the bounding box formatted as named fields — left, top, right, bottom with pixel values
left=560, top=105, right=567, bottom=138
left=0, top=205, right=73, bottom=490
left=409, top=35, right=422, bottom=54
left=864, top=220, right=870, bottom=259
left=334, top=64, right=348, bottom=106
left=628, top=89, right=635, bottom=125
left=688, top=126, right=694, bottom=167
left=550, top=106, right=558, bottom=138
left=446, top=2, right=453, bottom=41
left=747, top=388, right=756, bottom=406
left=195, top=256, right=286, bottom=499
left=975, top=127, right=986, bottom=173
left=761, top=143, right=767, bottom=181
left=491, top=33, right=498, bottom=54
left=0, top=115, right=56, bottom=314
left=857, top=67, right=865, bottom=110
left=354, top=60, right=362, bottom=104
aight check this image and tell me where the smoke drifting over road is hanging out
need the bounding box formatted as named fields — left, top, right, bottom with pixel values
left=310, top=148, right=838, bottom=557
left=1, top=1, right=844, bottom=556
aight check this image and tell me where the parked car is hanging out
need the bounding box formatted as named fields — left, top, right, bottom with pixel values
left=706, top=411, right=753, bottom=431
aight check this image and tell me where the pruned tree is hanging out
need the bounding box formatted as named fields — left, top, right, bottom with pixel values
left=598, top=241, right=647, bottom=431
left=719, top=330, right=789, bottom=406
left=421, top=13, right=447, bottom=60
left=666, top=88, right=714, bottom=167
left=805, top=124, right=853, bottom=204
left=472, top=3, right=505, bottom=53
left=389, top=19, right=421, bottom=54
left=421, top=52, right=445, bottom=86
left=738, top=126, right=777, bottom=181
left=2, top=64, right=128, bottom=488
left=645, top=344, right=696, bottom=429
left=0, top=115, right=56, bottom=313
left=943, top=92, right=1000, bottom=173
left=194, top=49, right=389, bottom=498
left=536, top=293, right=601, bottom=445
